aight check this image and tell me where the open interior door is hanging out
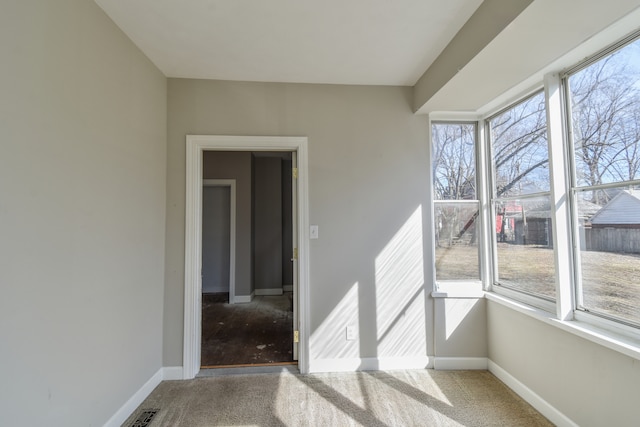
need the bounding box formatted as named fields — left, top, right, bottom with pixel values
left=291, top=151, right=299, bottom=361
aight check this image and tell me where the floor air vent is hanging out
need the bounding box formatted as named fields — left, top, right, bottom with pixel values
left=130, top=409, right=159, bottom=427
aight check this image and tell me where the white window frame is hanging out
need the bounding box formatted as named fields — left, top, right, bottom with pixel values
left=431, top=26, right=640, bottom=351
left=561, top=33, right=640, bottom=330
left=429, top=117, right=485, bottom=297
left=485, top=89, right=559, bottom=313
left=482, top=29, right=640, bottom=344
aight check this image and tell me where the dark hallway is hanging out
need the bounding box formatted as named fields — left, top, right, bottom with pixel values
left=201, top=292, right=294, bottom=367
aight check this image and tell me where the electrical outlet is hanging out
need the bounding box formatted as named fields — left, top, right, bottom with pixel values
left=346, top=326, right=356, bottom=341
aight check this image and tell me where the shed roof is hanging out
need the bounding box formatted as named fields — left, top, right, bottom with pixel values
left=590, top=190, right=640, bottom=225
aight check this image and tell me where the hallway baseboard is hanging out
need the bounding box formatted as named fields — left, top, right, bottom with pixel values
left=255, top=288, right=284, bottom=296
left=234, top=292, right=254, bottom=303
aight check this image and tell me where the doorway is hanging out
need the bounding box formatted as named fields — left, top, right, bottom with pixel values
left=200, top=153, right=293, bottom=368
left=183, top=135, right=309, bottom=379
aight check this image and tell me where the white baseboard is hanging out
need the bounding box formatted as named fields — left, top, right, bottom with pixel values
left=255, top=288, right=283, bottom=296
left=488, top=360, right=578, bottom=427
left=104, top=368, right=163, bottom=427
left=234, top=292, right=254, bottom=303
left=433, top=357, right=488, bottom=370
left=162, top=366, right=184, bottom=380
left=202, top=286, right=229, bottom=294
left=309, top=356, right=432, bottom=373
left=104, top=367, right=184, bottom=426
left=283, top=285, right=293, bottom=292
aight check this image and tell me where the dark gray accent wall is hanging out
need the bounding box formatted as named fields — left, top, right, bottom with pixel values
left=253, top=157, right=283, bottom=291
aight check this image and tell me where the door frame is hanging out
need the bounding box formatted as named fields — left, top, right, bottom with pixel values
left=202, top=179, right=236, bottom=303
left=183, top=135, right=310, bottom=378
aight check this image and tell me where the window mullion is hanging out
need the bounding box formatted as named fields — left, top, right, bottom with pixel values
left=476, top=118, right=493, bottom=290
left=544, top=73, right=575, bottom=321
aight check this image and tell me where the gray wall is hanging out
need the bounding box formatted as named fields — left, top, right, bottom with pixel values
left=434, top=298, right=487, bottom=358
left=488, top=301, right=640, bottom=426
left=202, top=151, right=253, bottom=296
left=202, top=186, right=231, bottom=293
left=165, top=79, right=432, bottom=366
left=0, top=1, right=167, bottom=426
left=253, top=157, right=283, bottom=291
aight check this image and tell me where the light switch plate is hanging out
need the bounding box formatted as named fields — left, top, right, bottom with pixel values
left=346, top=326, right=356, bottom=341
left=310, top=225, right=319, bottom=239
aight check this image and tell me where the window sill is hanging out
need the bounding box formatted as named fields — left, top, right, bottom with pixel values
left=432, top=281, right=485, bottom=298
left=486, top=292, right=640, bottom=362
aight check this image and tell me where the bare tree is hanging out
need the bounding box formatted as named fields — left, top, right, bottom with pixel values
left=432, top=123, right=477, bottom=247
left=432, top=123, right=476, bottom=200
left=433, top=42, right=640, bottom=246
left=569, top=48, right=640, bottom=203
left=490, top=92, right=549, bottom=198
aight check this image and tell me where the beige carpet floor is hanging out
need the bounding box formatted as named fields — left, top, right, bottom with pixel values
left=123, top=369, right=553, bottom=427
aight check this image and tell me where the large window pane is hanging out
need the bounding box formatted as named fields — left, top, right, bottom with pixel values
left=568, top=38, right=640, bottom=188
left=490, top=92, right=549, bottom=197
left=489, top=91, right=555, bottom=302
left=568, top=35, right=640, bottom=327
left=494, top=196, right=556, bottom=299
left=575, top=186, right=640, bottom=325
left=432, top=122, right=479, bottom=283
left=434, top=202, right=480, bottom=280
left=432, top=123, right=476, bottom=200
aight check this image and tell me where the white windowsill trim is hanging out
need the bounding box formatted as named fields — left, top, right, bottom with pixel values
left=486, top=292, right=640, bottom=361
left=490, top=285, right=556, bottom=314
left=432, top=281, right=485, bottom=298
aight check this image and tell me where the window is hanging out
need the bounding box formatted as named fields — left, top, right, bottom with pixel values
left=430, top=29, right=640, bottom=334
left=488, top=92, right=557, bottom=301
left=432, top=123, right=480, bottom=281
left=566, top=36, right=640, bottom=326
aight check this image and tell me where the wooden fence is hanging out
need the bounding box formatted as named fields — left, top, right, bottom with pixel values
left=583, top=227, right=640, bottom=254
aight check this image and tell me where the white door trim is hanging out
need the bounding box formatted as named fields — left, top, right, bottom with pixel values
left=202, top=179, right=236, bottom=303
left=184, top=135, right=310, bottom=379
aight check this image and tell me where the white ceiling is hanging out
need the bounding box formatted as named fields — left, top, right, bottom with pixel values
left=94, top=0, right=483, bottom=86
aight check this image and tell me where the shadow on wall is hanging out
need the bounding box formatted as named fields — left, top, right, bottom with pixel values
left=374, top=206, right=426, bottom=358
left=310, top=206, right=428, bottom=365
left=308, top=197, right=488, bottom=368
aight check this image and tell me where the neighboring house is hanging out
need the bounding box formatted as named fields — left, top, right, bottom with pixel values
left=577, top=198, right=603, bottom=223
left=589, top=189, right=640, bottom=227
left=495, top=200, right=521, bottom=243
left=496, top=198, right=604, bottom=247
left=585, top=190, right=640, bottom=253
left=496, top=200, right=551, bottom=246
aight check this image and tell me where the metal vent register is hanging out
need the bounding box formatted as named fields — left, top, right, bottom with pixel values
left=130, top=409, right=159, bottom=427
